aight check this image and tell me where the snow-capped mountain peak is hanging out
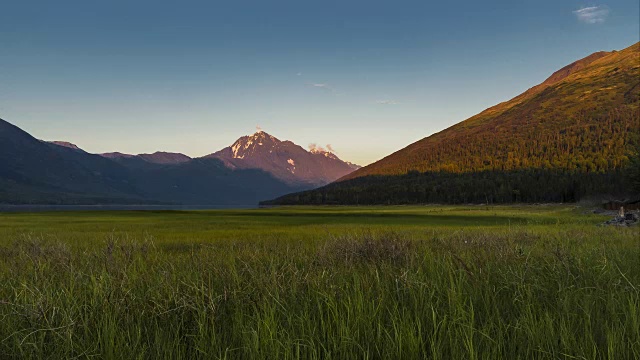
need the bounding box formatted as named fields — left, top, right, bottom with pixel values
left=206, top=132, right=360, bottom=187
left=230, top=131, right=281, bottom=159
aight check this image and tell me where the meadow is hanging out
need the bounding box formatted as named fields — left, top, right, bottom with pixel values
left=0, top=205, right=638, bottom=359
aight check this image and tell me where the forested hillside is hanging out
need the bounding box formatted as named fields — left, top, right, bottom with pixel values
left=344, top=42, right=639, bottom=178
left=264, top=43, right=640, bottom=205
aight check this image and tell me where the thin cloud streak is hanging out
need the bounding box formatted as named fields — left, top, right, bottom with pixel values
left=376, top=100, right=400, bottom=105
left=307, top=83, right=335, bottom=92
left=573, top=6, right=609, bottom=24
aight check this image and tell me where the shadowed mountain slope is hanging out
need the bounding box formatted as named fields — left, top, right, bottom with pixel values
left=100, top=151, right=191, bottom=165
left=0, top=119, right=145, bottom=203
left=0, top=120, right=304, bottom=205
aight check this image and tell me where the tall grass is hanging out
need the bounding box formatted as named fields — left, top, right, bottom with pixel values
left=0, top=208, right=638, bottom=359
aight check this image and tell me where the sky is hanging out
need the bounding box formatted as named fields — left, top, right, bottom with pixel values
left=1, top=1, right=638, bottom=166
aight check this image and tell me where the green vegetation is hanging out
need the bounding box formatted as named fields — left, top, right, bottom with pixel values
left=627, top=138, right=640, bottom=192
left=271, top=43, right=640, bottom=206
left=346, top=43, right=640, bottom=179
left=265, top=169, right=632, bottom=205
left=0, top=206, right=638, bottom=359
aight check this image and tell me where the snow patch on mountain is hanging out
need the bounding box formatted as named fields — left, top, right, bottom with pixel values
left=232, top=142, right=242, bottom=158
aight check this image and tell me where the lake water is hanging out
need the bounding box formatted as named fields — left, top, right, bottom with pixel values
left=0, top=204, right=259, bottom=212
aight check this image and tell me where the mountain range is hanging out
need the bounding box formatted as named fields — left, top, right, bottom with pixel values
left=264, top=42, right=640, bottom=205
left=0, top=123, right=359, bottom=205
left=4, top=42, right=638, bottom=206
left=206, top=131, right=359, bottom=187
left=101, top=151, right=192, bottom=165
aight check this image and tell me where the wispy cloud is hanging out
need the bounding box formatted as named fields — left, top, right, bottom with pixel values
left=375, top=99, right=400, bottom=105
left=573, top=6, right=609, bottom=24
left=307, top=83, right=334, bottom=92
left=308, top=143, right=337, bottom=154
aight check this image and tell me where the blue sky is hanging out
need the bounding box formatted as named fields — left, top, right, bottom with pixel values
left=1, top=1, right=638, bottom=165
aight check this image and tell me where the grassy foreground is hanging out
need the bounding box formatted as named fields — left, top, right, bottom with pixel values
left=0, top=205, right=638, bottom=359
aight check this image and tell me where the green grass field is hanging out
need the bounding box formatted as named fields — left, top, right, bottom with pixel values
left=0, top=205, right=638, bottom=359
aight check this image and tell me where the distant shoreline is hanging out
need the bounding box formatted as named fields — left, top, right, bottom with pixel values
left=0, top=204, right=258, bottom=212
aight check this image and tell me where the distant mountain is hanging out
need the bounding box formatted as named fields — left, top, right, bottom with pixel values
left=101, top=152, right=137, bottom=159
left=130, top=158, right=305, bottom=206
left=48, top=141, right=85, bottom=152
left=101, top=151, right=191, bottom=165
left=265, top=42, right=640, bottom=205
left=309, top=147, right=361, bottom=171
left=97, top=131, right=359, bottom=187
left=0, top=119, right=305, bottom=205
left=100, top=152, right=167, bottom=171
left=0, top=119, right=144, bottom=204
left=139, top=152, right=191, bottom=164
left=206, top=131, right=360, bottom=186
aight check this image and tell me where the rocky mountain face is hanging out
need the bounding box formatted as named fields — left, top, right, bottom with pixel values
left=206, top=131, right=360, bottom=187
